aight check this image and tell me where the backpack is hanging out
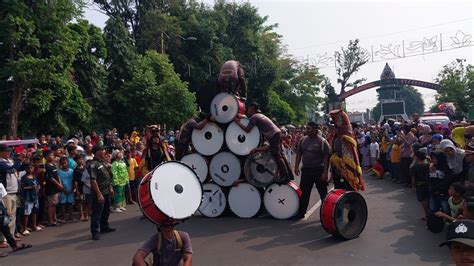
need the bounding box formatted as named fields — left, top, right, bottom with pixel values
left=144, top=230, right=184, bottom=266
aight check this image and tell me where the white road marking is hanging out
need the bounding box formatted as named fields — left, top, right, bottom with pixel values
left=302, top=186, right=334, bottom=220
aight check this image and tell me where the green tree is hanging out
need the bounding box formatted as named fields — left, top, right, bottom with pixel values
left=268, top=90, right=296, bottom=125
left=335, top=39, right=369, bottom=95
left=371, top=86, right=424, bottom=122
left=112, top=51, right=196, bottom=131
left=434, top=59, right=474, bottom=118
left=0, top=0, right=90, bottom=136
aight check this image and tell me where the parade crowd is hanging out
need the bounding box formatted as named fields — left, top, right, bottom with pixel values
left=0, top=114, right=474, bottom=261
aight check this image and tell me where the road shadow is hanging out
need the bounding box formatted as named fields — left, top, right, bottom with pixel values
left=365, top=172, right=451, bottom=265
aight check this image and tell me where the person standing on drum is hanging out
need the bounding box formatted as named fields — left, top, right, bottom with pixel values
left=132, top=219, right=193, bottom=266
left=233, top=102, right=294, bottom=181
left=294, top=121, right=331, bottom=219
left=88, top=145, right=116, bottom=241
left=174, top=113, right=210, bottom=160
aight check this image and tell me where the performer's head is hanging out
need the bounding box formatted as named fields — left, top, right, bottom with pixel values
left=247, top=102, right=261, bottom=116
left=305, top=121, right=320, bottom=137
left=439, top=220, right=474, bottom=265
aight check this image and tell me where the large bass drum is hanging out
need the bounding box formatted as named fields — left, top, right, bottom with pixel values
left=320, top=189, right=368, bottom=240
left=210, top=92, right=245, bottom=124
left=199, top=183, right=227, bottom=218
left=263, top=181, right=302, bottom=220
left=209, top=152, right=241, bottom=187
left=244, top=151, right=278, bottom=188
left=138, top=161, right=203, bottom=224
left=225, top=118, right=261, bottom=156
left=181, top=153, right=208, bottom=183
left=191, top=122, right=224, bottom=156
left=228, top=183, right=261, bottom=218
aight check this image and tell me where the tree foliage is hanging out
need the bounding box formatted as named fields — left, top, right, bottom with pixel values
left=335, top=39, right=369, bottom=95
left=434, top=59, right=474, bottom=118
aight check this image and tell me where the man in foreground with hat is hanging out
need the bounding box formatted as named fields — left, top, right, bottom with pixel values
left=132, top=219, right=193, bottom=266
left=439, top=220, right=474, bottom=265
left=88, top=145, right=115, bottom=240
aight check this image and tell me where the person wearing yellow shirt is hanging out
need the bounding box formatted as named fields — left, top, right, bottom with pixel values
left=130, top=130, right=140, bottom=146
left=390, top=137, right=402, bottom=183
left=125, top=149, right=139, bottom=203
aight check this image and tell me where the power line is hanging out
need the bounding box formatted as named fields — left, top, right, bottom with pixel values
left=289, top=17, right=473, bottom=51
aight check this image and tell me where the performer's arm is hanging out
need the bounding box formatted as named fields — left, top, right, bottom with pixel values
left=233, top=117, right=253, bottom=133
left=183, top=253, right=192, bottom=266
left=195, top=119, right=209, bottom=130
left=132, top=250, right=148, bottom=266
left=321, top=140, right=331, bottom=183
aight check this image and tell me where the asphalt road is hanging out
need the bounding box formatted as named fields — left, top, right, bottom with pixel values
left=2, top=173, right=453, bottom=266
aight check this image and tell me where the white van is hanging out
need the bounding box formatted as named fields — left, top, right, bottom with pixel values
left=419, top=113, right=450, bottom=127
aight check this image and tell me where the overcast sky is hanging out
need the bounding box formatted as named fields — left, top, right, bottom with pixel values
left=83, top=0, right=474, bottom=112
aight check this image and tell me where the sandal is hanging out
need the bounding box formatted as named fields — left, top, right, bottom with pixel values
left=0, top=252, right=8, bottom=258
left=13, top=244, right=32, bottom=252
left=0, top=243, right=8, bottom=249
left=33, top=226, right=43, bottom=231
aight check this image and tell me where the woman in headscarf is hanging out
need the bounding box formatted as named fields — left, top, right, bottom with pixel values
left=439, top=139, right=469, bottom=183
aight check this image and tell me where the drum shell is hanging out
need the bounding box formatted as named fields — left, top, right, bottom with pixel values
left=320, top=189, right=368, bottom=240
left=264, top=181, right=302, bottom=220
left=181, top=153, right=209, bottom=183
left=138, top=161, right=203, bottom=224
left=138, top=172, right=170, bottom=224
left=228, top=183, right=263, bottom=218
left=191, top=122, right=224, bottom=156
left=244, top=151, right=278, bottom=188
left=199, top=183, right=229, bottom=218
left=210, top=93, right=246, bottom=124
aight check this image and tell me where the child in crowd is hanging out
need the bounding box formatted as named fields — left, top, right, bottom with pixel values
left=428, top=151, right=452, bottom=215
left=20, top=164, right=42, bottom=235
left=369, top=137, right=380, bottom=168
left=410, top=151, right=430, bottom=220
left=58, top=157, right=74, bottom=221
left=111, top=151, right=129, bottom=213
left=44, top=150, right=63, bottom=226
left=435, top=182, right=465, bottom=222
left=73, top=155, right=88, bottom=221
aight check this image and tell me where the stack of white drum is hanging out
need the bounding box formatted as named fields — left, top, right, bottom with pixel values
left=180, top=92, right=302, bottom=220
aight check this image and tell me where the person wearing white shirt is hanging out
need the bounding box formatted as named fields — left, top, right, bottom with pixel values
left=369, top=138, right=380, bottom=167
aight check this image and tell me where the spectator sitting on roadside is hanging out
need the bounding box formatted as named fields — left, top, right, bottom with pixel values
left=435, top=182, right=466, bottom=223
left=439, top=220, right=474, bottom=265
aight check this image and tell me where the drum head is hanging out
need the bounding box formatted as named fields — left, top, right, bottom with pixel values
left=210, top=92, right=240, bottom=124
left=264, top=183, right=300, bottom=220
left=199, top=183, right=227, bottom=218
left=209, top=152, right=241, bottom=187
left=191, top=122, right=224, bottom=156
left=181, top=153, right=208, bottom=183
left=244, top=151, right=278, bottom=188
left=150, top=162, right=203, bottom=220
left=229, top=183, right=261, bottom=218
left=333, top=191, right=368, bottom=240
left=226, top=118, right=261, bottom=156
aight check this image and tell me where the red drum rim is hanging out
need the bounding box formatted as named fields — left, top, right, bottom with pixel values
left=320, top=189, right=368, bottom=240
left=138, top=161, right=204, bottom=224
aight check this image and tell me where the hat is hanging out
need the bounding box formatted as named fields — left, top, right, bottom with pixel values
left=92, top=145, right=105, bottom=154
left=439, top=220, right=474, bottom=247
left=0, top=144, right=11, bottom=152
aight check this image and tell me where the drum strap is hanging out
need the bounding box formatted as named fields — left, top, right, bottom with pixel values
left=156, top=230, right=183, bottom=254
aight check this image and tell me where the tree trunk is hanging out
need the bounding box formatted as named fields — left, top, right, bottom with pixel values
left=8, top=81, right=24, bottom=137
